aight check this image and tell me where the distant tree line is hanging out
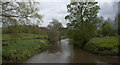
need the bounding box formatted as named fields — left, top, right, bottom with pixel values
left=47, top=19, right=67, bottom=42
left=96, top=15, right=118, bottom=37
left=2, top=25, right=48, bottom=35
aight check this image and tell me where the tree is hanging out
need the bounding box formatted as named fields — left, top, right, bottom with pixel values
left=47, top=19, right=63, bottom=30
left=65, top=2, right=100, bottom=28
left=1, top=1, right=42, bottom=27
left=113, top=14, right=119, bottom=36
left=114, top=14, right=118, bottom=29
left=95, top=16, right=105, bottom=36
left=101, top=18, right=115, bottom=36
left=96, top=16, right=104, bottom=29
left=0, top=0, right=43, bottom=43
left=47, top=19, right=63, bottom=42
left=114, top=14, right=119, bottom=35
left=65, top=2, right=100, bottom=48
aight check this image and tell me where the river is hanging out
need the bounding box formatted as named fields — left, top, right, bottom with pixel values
left=25, top=39, right=120, bottom=64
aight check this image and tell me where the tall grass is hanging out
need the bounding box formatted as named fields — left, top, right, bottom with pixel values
left=2, top=39, right=48, bottom=63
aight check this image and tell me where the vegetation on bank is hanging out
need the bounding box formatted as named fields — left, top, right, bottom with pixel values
left=65, top=2, right=119, bottom=56
left=2, top=18, right=67, bottom=63
left=1, top=1, right=119, bottom=64
left=65, top=2, right=100, bottom=48
left=84, top=37, right=118, bottom=55
left=2, top=33, right=48, bottom=63
left=2, top=21, right=66, bottom=63
left=1, top=1, right=67, bottom=63
left=1, top=1, right=46, bottom=63
left=47, top=19, right=67, bottom=42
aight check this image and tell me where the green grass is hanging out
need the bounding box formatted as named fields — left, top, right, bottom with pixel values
left=2, top=39, right=48, bottom=63
left=2, top=33, right=48, bottom=63
left=84, top=36, right=118, bottom=55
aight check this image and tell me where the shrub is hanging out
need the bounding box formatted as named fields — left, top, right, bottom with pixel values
left=69, top=22, right=97, bottom=48
left=84, top=37, right=118, bottom=55
left=101, top=20, right=116, bottom=36
left=47, top=29, right=59, bottom=42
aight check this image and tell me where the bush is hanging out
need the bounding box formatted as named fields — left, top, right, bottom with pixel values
left=68, top=22, right=97, bottom=48
left=67, top=29, right=73, bottom=38
left=101, top=20, right=116, bottom=36
left=84, top=37, right=118, bottom=55
left=96, top=28, right=104, bottom=37
left=47, top=29, right=59, bottom=42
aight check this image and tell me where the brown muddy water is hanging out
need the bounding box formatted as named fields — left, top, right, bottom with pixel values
left=25, top=39, right=120, bottom=63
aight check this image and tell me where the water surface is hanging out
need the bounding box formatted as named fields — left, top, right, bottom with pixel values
left=25, top=39, right=120, bottom=63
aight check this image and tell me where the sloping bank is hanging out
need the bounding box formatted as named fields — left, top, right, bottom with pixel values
left=84, top=36, right=118, bottom=56
left=2, top=33, right=48, bottom=63
left=2, top=39, right=48, bottom=63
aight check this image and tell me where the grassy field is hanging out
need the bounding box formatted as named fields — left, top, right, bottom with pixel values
left=84, top=36, right=118, bottom=55
left=2, top=33, right=48, bottom=63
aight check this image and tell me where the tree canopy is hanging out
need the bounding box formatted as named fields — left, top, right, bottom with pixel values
left=0, top=0, right=43, bottom=27
left=47, top=19, right=63, bottom=30
left=65, top=2, right=100, bottom=29
left=65, top=2, right=100, bottom=48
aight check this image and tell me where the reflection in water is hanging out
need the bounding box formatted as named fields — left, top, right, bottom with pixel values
left=69, top=48, right=120, bottom=63
left=25, top=39, right=120, bottom=63
left=48, top=41, right=61, bottom=53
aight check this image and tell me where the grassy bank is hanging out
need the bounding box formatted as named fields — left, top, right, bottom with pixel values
left=2, top=33, right=48, bottom=63
left=84, top=36, right=118, bottom=55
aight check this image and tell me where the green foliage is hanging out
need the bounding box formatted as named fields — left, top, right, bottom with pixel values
left=47, top=19, right=63, bottom=30
left=47, top=29, right=59, bottom=42
left=2, top=39, right=48, bottom=62
left=59, top=28, right=67, bottom=39
left=85, top=37, right=118, bottom=55
left=114, top=14, right=118, bottom=35
left=2, top=25, right=49, bottom=36
left=47, top=19, right=66, bottom=41
left=101, top=19, right=115, bottom=36
left=1, top=1, right=43, bottom=44
left=65, top=2, right=100, bottom=28
left=70, top=22, right=97, bottom=48
left=1, top=1, right=42, bottom=27
left=95, top=17, right=117, bottom=37
left=65, top=2, right=100, bottom=48
left=66, top=29, right=73, bottom=38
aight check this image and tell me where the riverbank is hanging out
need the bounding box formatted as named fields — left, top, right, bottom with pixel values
left=25, top=39, right=119, bottom=63
left=84, top=36, right=118, bottom=56
left=2, top=33, right=48, bottom=63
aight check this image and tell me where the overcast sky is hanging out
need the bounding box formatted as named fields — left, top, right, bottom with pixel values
left=38, top=1, right=69, bottom=27
left=37, top=0, right=119, bottom=27
left=0, top=0, right=119, bottom=27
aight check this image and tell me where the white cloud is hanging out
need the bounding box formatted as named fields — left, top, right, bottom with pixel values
left=34, top=0, right=118, bottom=27
left=97, top=2, right=118, bottom=20
left=38, top=2, right=69, bottom=27
left=95, top=0, right=119, bottom=2
left=0, top=0, right=118, bottom=28
left=34, top=0, right=65, bottom=2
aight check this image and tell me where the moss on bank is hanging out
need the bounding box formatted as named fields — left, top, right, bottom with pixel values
left=84, top=36, right=118, bottom=55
